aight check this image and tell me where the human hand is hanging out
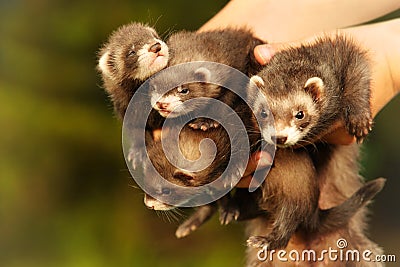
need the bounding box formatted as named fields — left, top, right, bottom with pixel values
left=236, top=150, right=273, bottom=188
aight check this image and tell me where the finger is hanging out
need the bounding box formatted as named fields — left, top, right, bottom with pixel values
left=236, top=175, right=252, bottom=188
left=254, top=44, right=277, bottom=65
left=322, top=122, right=356, bottom=145
left=243, top=150, right=273, bottom=177
left=254, top=38, right=317, bottom=65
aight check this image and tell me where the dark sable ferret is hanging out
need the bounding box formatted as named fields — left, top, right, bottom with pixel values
left=244, top=36, right=378, bottom=250
left=151, top=28, right=263, bottom=130
left=249, top=35, right=373, bottom=145
left=142, top=124, right=258, bottom=237
left=142, top=100, right=263, bottom=238
left=97, top=22, right=169, bottom=118
left=246, top=148, right=385, bottom=250
left=245, top=144, right=385, bottom=267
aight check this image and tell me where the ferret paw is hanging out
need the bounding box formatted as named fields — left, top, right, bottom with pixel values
left=247, top=236, right=270, bottom=248
left=127, top=147, right=145, bottom=170
left=175, top=205, right=216, bottom=238
left=345, top=113, right=373, bottom=142
left=219, top=203, right=240, bottom=225
left=175, top=216, right=203, bottom=238
left=247, top=235, right=289, bottom=249
left=189, top=118, right=219, bottom=131
left=175, top=213, right=207, bottom=238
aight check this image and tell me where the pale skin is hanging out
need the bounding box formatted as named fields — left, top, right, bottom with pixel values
left=199, top=0, right=400, bottom=187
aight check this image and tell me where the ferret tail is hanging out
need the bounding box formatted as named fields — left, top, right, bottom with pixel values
left=313, top=177, right=386, bottom=234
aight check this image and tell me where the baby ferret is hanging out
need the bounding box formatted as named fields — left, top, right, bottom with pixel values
left=152, top=28, right=263, bottom=130
left=97, top=22, right=169, bottom=118
left=141, top=120, right=262, bottom=238
left=246, top=148, right=385, bottom=250
left=249, top=35, right=372, bottom=146
left=244, top=35, right=376, bottom=249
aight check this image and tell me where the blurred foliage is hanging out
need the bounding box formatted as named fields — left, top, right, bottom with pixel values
left=0, top=1, right=398, bottom=266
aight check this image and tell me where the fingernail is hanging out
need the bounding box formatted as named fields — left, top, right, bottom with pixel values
left=256, top=44, right=274, bottom=65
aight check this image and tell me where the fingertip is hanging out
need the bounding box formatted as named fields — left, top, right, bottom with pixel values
left=254, top=44, right=275, bottom=65
left=323, top=126, right=356, bottom=145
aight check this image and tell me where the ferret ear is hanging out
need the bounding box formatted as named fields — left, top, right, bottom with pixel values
left=194, top=67, right=211, bottom=82
left=173, top=169, right=196, bottom=182
left=304, top=77, right=324, bottom=101
left=98, top=51, right=112, bottom=78
left=250, top=75, right=265, bottom=89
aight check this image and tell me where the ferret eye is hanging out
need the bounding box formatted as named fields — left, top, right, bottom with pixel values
left=178, top=87, right=189, bottom=95
left=127, top=50, right=136, bottom=57
left=260, top=109, right=268, bottom=119
left=161, top=188, right=171, bottom=195
left=295, top=111, right=305, bottom=120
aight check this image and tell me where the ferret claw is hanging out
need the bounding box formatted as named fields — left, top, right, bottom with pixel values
left=127, top=147, right=145, bottom=170
left=188, top=118, right=220, bottom=131
left=175, top=204, right=217, bottom=238
left=345, top=113, right=373, bottom=142
left=247, top=236, right=269, bottom=248
left=175, top=223, right=197, bottom=239
left=247, top=235, right=289, bottom=250
left=219, top=205, right=240, bottom=225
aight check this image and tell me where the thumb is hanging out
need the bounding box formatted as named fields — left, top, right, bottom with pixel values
left=254, top=43, right=279, bottom=65
left=254, top=42, right=299, bottom=65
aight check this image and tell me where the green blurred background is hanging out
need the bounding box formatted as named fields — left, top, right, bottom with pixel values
left=0, top=1, right=399, bottom=266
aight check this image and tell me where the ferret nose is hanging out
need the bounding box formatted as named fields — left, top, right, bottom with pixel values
left=156, top=101, right=168, bottom=109
left=149, top=42, right=162, bottom=53
left=274, top=136, right=288, bottom=145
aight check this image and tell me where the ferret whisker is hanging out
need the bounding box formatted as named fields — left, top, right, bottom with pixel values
left=127, top=183, right=141, bottom=190
left=298, top=139, right=318, bottom=150
left=171, top=207, right=186, bottom=220
left=155, top=210, right=163, bottom=220
left=171, top=209, right=185, bottom=222
left=161, top=26, right=177, bottom=40
left=161, top=210, right=173, bottom=223
left=150, top=15, right=163, bottom=29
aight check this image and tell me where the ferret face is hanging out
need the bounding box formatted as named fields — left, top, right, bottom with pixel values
left=152, top=83, right=221, bottom=118
left=249, top=75, right=321, bottom=148
left=142, top=144, right=219, bottom=211
left=142, top=172, right=196, bottom=211
left=150, top=67, right=221, bottom=118
left=142, top=164, right=200, bottom=211
left=142, top=126, right=230, bottom=210
left=143, top=152, right=203, bottom=210
left=98, top=23, right=169, bottom=84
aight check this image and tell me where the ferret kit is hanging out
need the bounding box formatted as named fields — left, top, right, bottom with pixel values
left=98, top=22, right=386, bottom=266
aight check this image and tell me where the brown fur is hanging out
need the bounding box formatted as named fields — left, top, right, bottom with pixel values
left=143, top=100, right=262, bottom=237
left=151, top=28, right=263, bottom=130
left=167, top=28, right=263, bottom=74
left=245, top=144, right=384, bottom=267
left=249, top=35, right=372, bottom=145
left=97, top=22, right=168, bottom=118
